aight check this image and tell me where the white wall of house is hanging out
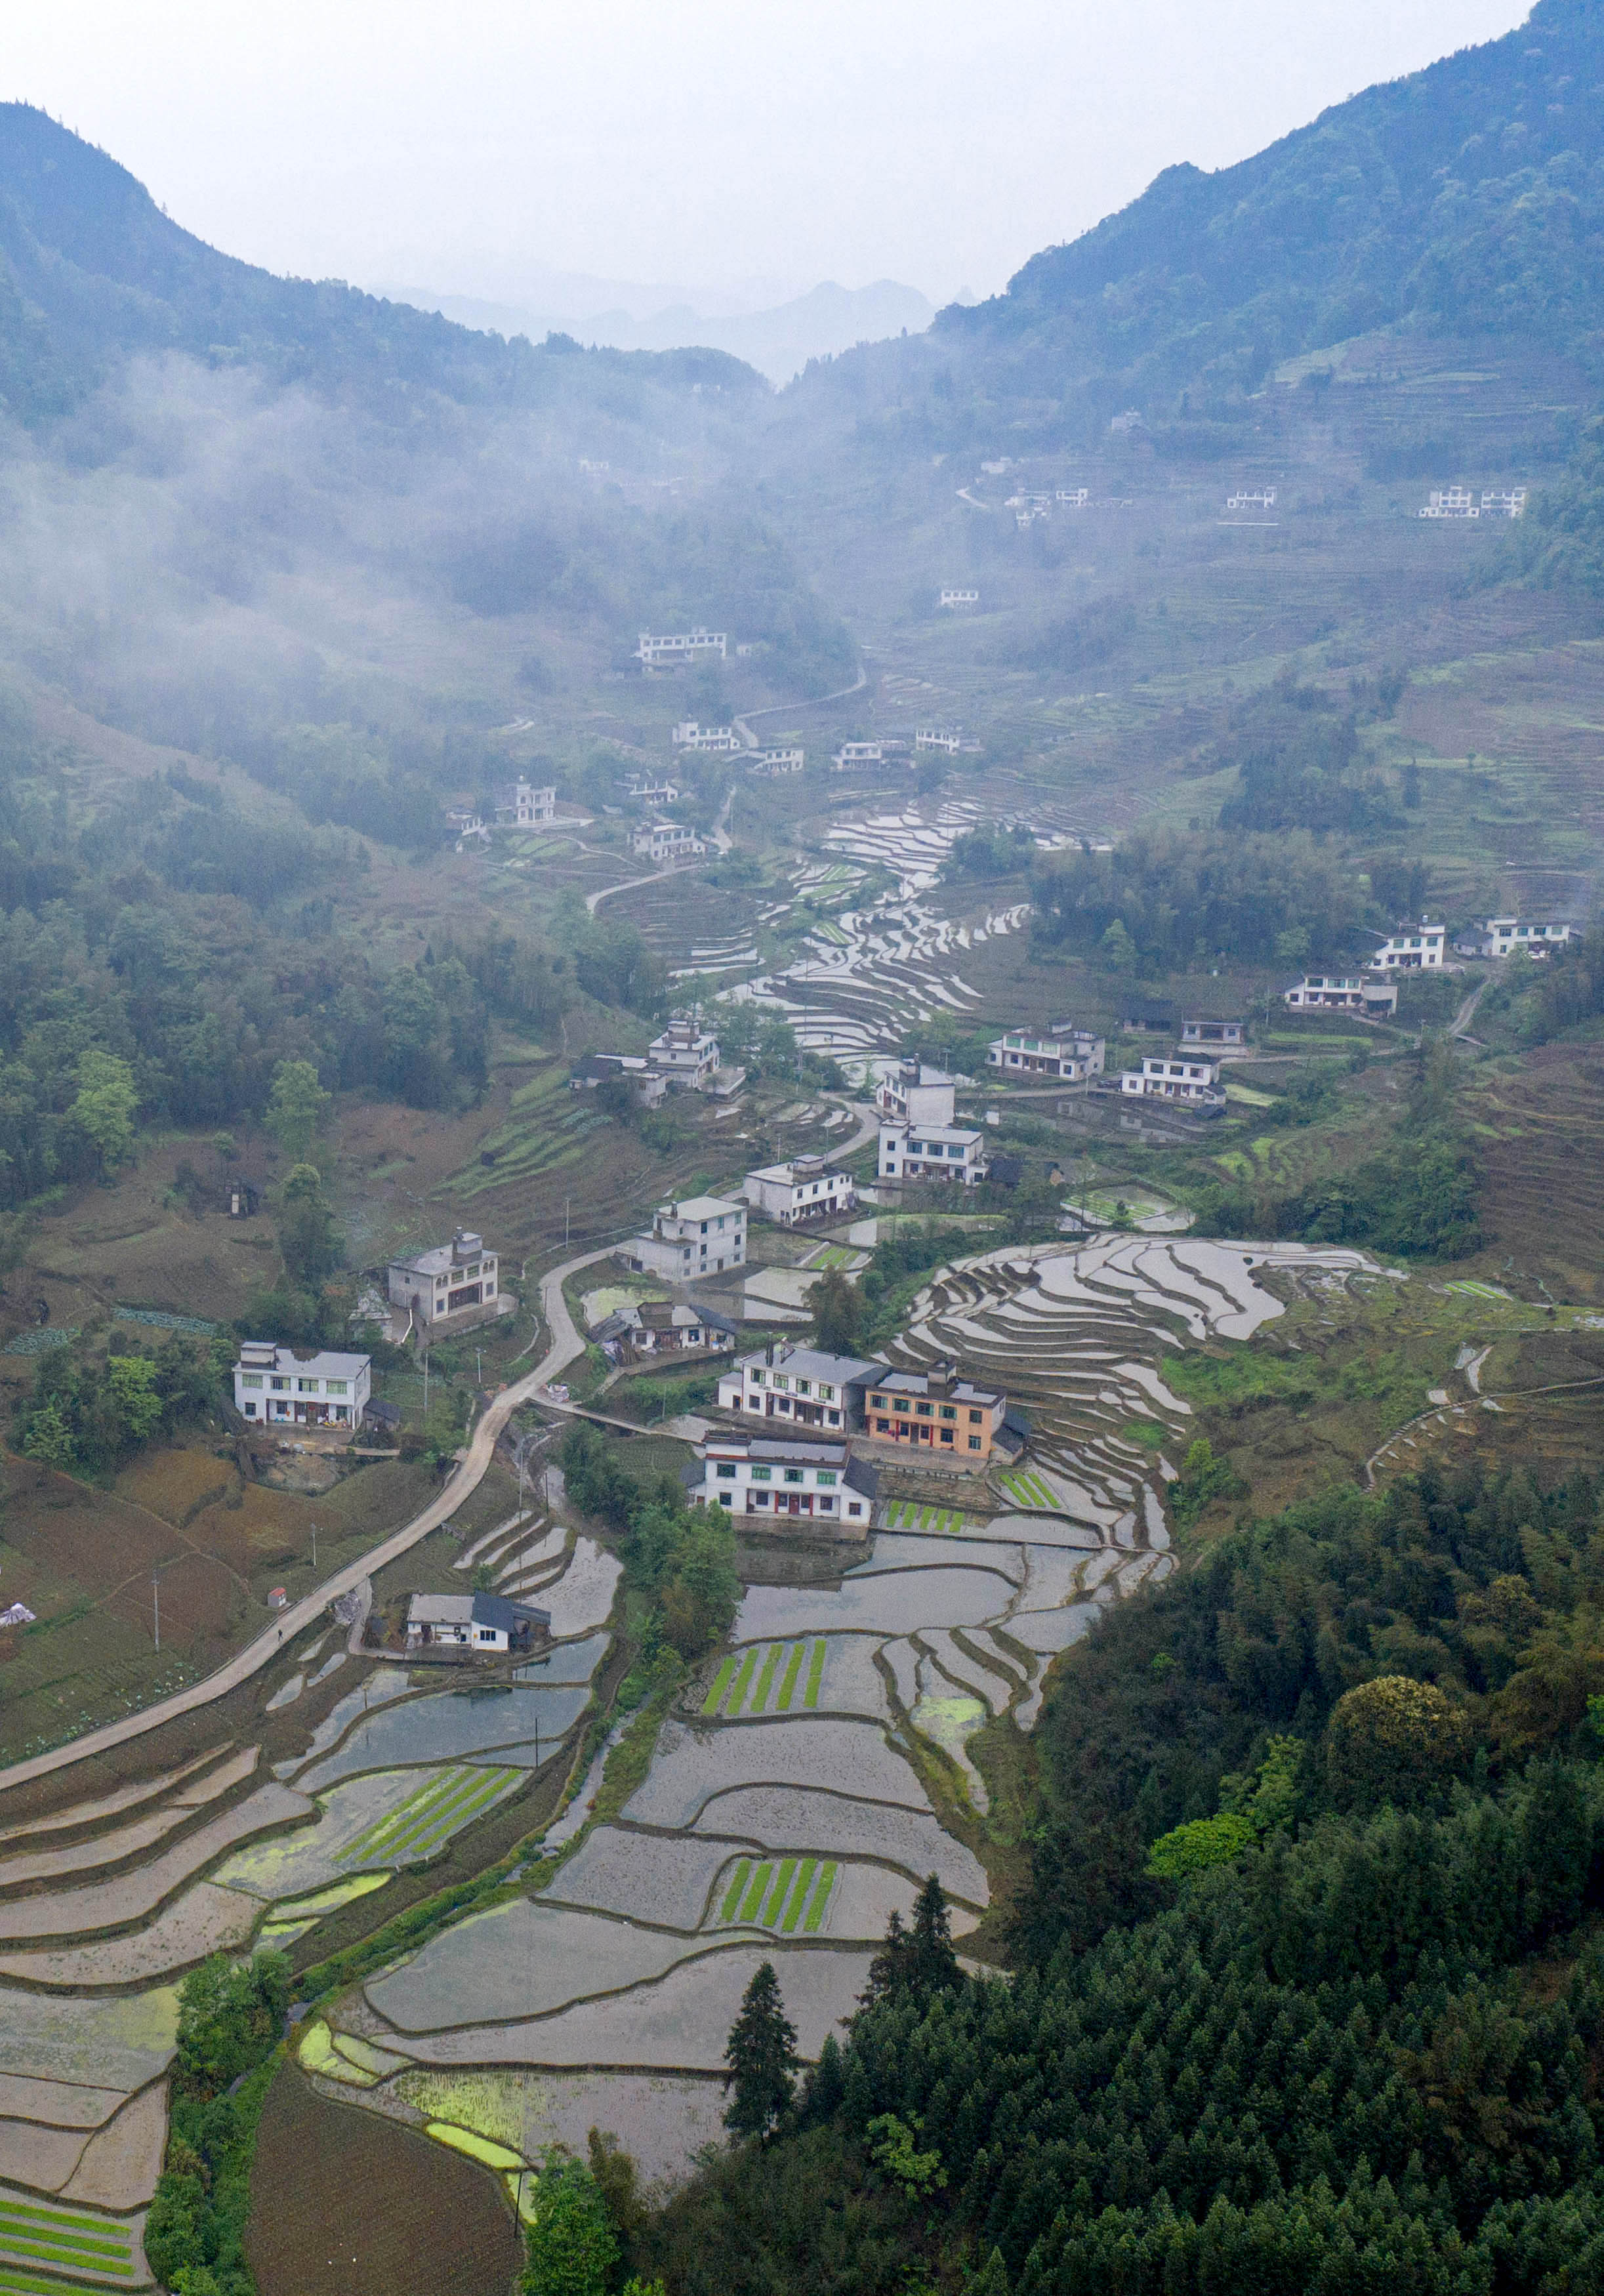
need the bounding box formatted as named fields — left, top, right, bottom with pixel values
left=878, top=1120, right=987, bottom=1183
left=1370, top=925, right=1445, bottom=972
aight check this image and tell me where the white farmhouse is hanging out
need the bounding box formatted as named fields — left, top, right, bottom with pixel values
left=1478, top=917, right=1576, bottom=958
left=387, top=1231, right=502, bottom=1336
left=1181, top=1017, right=1246, bottom=1048
left=915, top=726, right=964, bottom=754
left=648, top=1017, right=721, bottom=1088
left=630, top=819, right=706, bottom=865
left=938, top=588, right=979, bottom=608
left=742, top=1155, right=856, bottom=1227
left=1119, top=1055, right=1224, bottom=1108
left=1226, top=487, right=1277, bottom=510
left=234, top=1342, right=371, bottom=1433
left=1283, top=975, right=1398, bottom=1016
left=1057, top=488, right=1090, bottom=507
left=494, top=780, right=556, bottom=827
left=717, top=1343, right=876, bottom=1433
left=625, top=775, right=680, bottom=804
left=671, top=722, right=743, bottom=753
left=875, top=1061, right=958, bottom=1126
left=636, top=628, right=727, bottom=670
left=746, top=747, right=804, bottom=776
left=1369, top=922, right=1445, bottom=972
left=405, top=1592, right=549, bottom=1653
left=1419, top=488, right=1479, bottom=520
left=619, top=1196, right=747, bottom=1281
left=831, top=741, right=884, bottom=772
left=694, top=1434, right=874, bottom=1533
left=878, top=1120, right=988, bottom=1185
left=987, top=1030, right=1105, bottom=1082
left=1481, top=489, right=1527, bottom=518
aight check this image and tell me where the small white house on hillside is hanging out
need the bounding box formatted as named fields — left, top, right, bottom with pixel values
left=619, top=1196, right=747, bottom=1281
left=1369, top=923, right=1445, bottom=972
left=742, top=1157, right=856, bottom=1227
left=234, top=1342, right=371, bottom=1433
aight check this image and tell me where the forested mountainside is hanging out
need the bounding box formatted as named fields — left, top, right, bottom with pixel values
left=0, top=102, right=764, bottom=423
left=639, top=1464, right=1604, bottom=2296
left=780, top=0, right=1600, bottom=431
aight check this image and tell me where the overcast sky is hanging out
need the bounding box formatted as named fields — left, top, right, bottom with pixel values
left=10, top=0, right=1532, bottom=312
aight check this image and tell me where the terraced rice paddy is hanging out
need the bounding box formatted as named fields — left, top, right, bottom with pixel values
left=337, top=1767, right=523, bottom=1867
left=701, top=1639, right=827, bottom=1715
left=883, top=1502, right=971, bottom=1533
left=0, top=2189, right=146, bottom=2286
left=712, top=1855, right=837, bottom=1933
left=719, top=802, right=1033, bottom=1073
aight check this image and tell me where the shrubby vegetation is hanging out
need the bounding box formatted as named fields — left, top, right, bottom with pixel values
left=16, top=1325, right=224, bottom=1473
left=559, top=1422, right=739, bottom=1658
left=629, top=1460, right=1604, bottom=2294
left=1195, top=1040, right=1482, bottom=1261
left=1478, top=926, right=1604, bottom=1048
left=144, top=1954, right=289, bottom=2296
left=1031, top=826, right=1367, bottom=973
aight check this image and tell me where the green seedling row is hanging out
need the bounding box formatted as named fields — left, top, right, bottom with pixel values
left=802, top=1862, right=838, bottom=1933
left=725, top=1650, right=757, bottom=1715
left=703, top=1657, right=737, bottom=1715
left=780, top=1856, right=818, bottom=1933
left=775, top=1643, right=806, bottom=1710
left=0, top=2245, right=132, bottom=2280
left=341, top=1764, right=516, bottom=1866
left=762, top=1857, right=798, bottom=1925
left=803, top=1640, right=827, bottom=1708
left=0, top=2271, right=132, bottom=2296
left=719, top=1860, right=752, bottom=1921
left=750, top=1645, right=781, bottom=1713
left=0, top=2208, right=127, bottom=2244
left=400, top=1769, right=517, bottom=1857
left=737, top=1862, right=774, bottom=1923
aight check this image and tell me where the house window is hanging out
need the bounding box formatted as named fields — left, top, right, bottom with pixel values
left=476, top=1628, right=497, bottom=1643
left=751, top=1467, right=771, bottom=1483
left=816, top=1471, right=837, bottom=1488
left=716, top=1464, right=737, bottom=1481
left=773, top=1375, right=789, bottom=1390
left=796, top=1380, right=811, bottom=1395
left=819, top=1496, right=834, bottom=1510
left=894, top=1399, right=910, bottom=1415
left=784, top=1469, right=804, bottom=1485
left=915, top=1402, right=933, bottom=1418
left=243, top=1401, right=257, bottom=1416
left=870, top=1394, right=886, bottom=1410
left=939, top=1405, right=956, bottom=1421
left=848, top=1502, right=863, bottom=1517
left=326, top=1380, right=348, bottom=1396
left=968, top=1436, right=982, bottom=1451
left=968, top=1409, right=983, bottom=1424
left=241, top=1374, right=263, bottom=1389
left=819, top=1384, right=834, bottom=1401
left=270, top=1376, right=289, bottom=1391
left=752, top=1490, right=770, bottom=1506
left=941, top=1429, right=954, bottom=1444
left=719, top=1492, right=733, bottom=1506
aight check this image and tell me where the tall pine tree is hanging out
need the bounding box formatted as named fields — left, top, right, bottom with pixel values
left=723, top=1961, right=799, bottom=2142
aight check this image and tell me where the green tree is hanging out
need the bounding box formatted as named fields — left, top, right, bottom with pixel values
left=810, top=1267, right=865, bottom=1355
left=1098, top=918, right=1138, bottom=974
left=724, top=1961, right=799, bottom=2142
left=22, top=1395, right=75, bottom=1468
left=522, top=2153, right=620, bottom=2296
left=106, top=1353, right=163, bottom=1445
left=265, top=1058, right=331, bottom=1159
left=71, top=1049, right=138, bottom=1170
left=1326, top=1674, right=1473, bottom=1812
left=909, top=1873, right=960, bottom=2000
left=276, top=1163, right=342, bottom=1286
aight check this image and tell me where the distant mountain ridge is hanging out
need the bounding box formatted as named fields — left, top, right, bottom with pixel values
left=934, top=0, right=1604, bottom=402
left=0, top=103, right=764, bottom=423
left=386, top=278, right=934, bottom=384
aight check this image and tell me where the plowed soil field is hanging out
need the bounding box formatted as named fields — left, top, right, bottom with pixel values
left=246, top=2062, right=521, bottom=2296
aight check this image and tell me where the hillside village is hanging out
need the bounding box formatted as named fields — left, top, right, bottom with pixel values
left=1, top=8, right=1604, bottom=2295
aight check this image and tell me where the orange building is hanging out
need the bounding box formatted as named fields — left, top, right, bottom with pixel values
left=859, top=1361, right=1006, bottom=1462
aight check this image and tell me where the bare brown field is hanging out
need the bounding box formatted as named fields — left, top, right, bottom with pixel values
left=1473, top=1046, right=1604, bottom=1304
left=246, top=2062, right=522, bottom=2296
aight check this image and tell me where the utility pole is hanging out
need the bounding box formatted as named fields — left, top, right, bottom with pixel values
left=152, top=1576, right=159, bottom=1652
left=564, top=1197, right=571, bottom=1248
left=422, top=1350, right=430, bottom=1424
left=311, top=1522, right=317, bottom=1573
left=476, top=1347, right=482, bottom=1389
